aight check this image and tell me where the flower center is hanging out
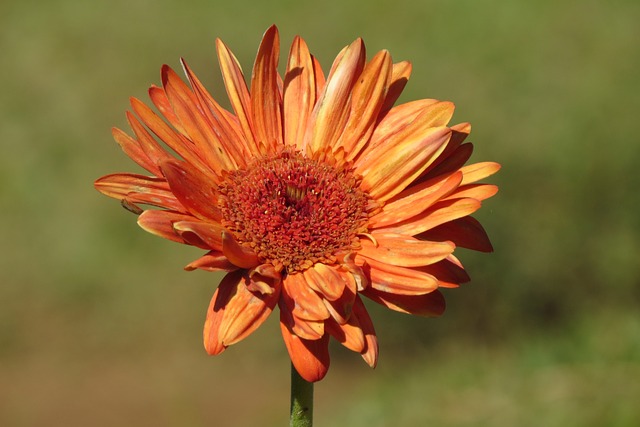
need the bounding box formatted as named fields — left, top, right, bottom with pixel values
left=218, top=150, right=372, bottom=272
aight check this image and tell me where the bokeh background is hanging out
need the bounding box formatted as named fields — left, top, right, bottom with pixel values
left=2, top=0, right=639, bottom=425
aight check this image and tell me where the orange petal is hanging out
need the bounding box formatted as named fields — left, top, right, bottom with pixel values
left=248, top=263, right=282, bottom=295
left=379, top=61, right=412, bottom=115
left=303, top=38, right=365, bottom=155
left=363, top=257, right=439, bottom=295
left=445, top=184, right=499, bottom=202
left=322, top=270, right=357, bottom=324
left=127, top=110, right=177, bottom=170
left=94, top=173, right=179, bottom=211
left=180, top=60, right=247, bottom=166
left=352, top=296, right=378, bottom=368
left=185, top=250, right=237, bottom=272
left=204, top=270, right=280, bottom=354
left=137, top=210, right=196, bottom=245
left=369, top=171, right=462, bottom=228
left=363, top=287, right=446, bottom=317
left=377, top=197, right=482, bottom=236
left=111, top=127, right=160, bottom=176
left=282, top=273, right=330, bottom=321
left=460, top=162, right=502, bottom=185
left=162, top=65, right=237, bottom=173
left=279, top=319, right=330, bottom=382
left=359, top=233, right=455, bottom=267
left=325, top=313, right=365, bottom=353
left=419, top=216, right=494, bottom=253
left=338, top=49, right=392, bottom=160
left=173, top=220, right=225, bottom=251
left=130, top=97, right=212, bottom=175
left=159, top=159, right=222, bottom=222
left=216, top=38, right=258, bottom=154
left=420, top=256, right=470, bottom=288
left=302, top=263, right=346, bottom=301
left=149, top=84, right=187, bottom=135
left=284, top=36, right=316, bottom=151
left=251, top=25, right=283, bottom=149
left=357, top=126, right=452, bottom=201
left=221, top=231, right=260, bottom=269
left=419, top=142, right=474, bottom=183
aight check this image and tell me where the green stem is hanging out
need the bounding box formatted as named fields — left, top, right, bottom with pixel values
left=290, top=363, right=314, bottom=427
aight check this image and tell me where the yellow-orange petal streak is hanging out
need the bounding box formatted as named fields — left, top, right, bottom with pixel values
left=364, top=257, right=439, bottom=295
left=216, top=38, right=258, bottom=155
left=338, top=50, right=392, bottom=160
left=284, top=36, right=316, bottom=151
left=304, top=38, right=365, bottom=155
left=369, top=171, right=462, bottom=229
left=359, top=233, right=455, bottom=268
left=357, top=126, right=452, bottom=201
left=378, top=197, right=482, bottom=236
left=251, top=25, right=283, bottom=149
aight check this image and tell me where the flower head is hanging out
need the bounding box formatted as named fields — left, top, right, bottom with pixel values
left=95, top=25, right=499, bottom=382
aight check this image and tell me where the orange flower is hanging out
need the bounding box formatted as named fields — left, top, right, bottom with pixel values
left=95, top=25, right=499, bottom=382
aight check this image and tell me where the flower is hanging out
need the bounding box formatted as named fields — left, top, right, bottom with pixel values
left=95, top=25, right=499, bottom=382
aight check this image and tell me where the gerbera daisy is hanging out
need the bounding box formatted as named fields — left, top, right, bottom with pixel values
left=95, top=25, right=499, bottom=382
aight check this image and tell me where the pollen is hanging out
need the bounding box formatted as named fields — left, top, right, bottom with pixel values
left=218, top=150, right=373, bottom=272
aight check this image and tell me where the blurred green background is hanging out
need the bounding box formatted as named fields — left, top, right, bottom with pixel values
left=2, top=0, right=639, bottom=425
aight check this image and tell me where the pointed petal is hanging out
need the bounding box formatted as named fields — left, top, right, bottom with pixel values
left=94, top=173, right=181, bottom=211
left=363, top=257, right=439, bottom=295
left=251, top=25, right=283, bottom=149
left=162, top=65, right=236, bottom=173
left=304, top=38, right=365, bottom=154
left=149, top=84, right=187, bottom=135
left=359, top=233, right=455, bottom=268
left=325, top=312, right=365, bottom=353
left=125, top=111, right=175, bottom=173
left=363, top=287, right=446, bottom=317
left=159, top=159, right=222, bottom=222
left=221, top=231, right=260, bottom=269
left=377, top=197, right=482, bottom=236
left=216, top=38, right=258, bottom=154
left=181, top=60, right=248, bottom=167
left=111, top=127, right=160, bottom=175
left=185, top=250, right=237, bottom=272
left=352, top=296, right=378, bottom=367
left=339, top=50, right=392, bottom=160
left=419, top=216, right=494, bottom=253
left=130, top=97, right=212, bottom=175
left=357, top=126, right=452, bottom=201
left=284, top=36, right=316, bottom=150
left=369, top=171, right=462, bottom=228
left=280, top=320, right=330, bottom=382
left=445, top=184, right=499, bottom=202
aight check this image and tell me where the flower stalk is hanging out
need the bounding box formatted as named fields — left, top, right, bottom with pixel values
left=290, top=363, right=314, bottom=427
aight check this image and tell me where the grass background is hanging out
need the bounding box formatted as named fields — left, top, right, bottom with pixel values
left=2, top=0, right=639, bottom=425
